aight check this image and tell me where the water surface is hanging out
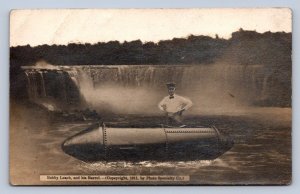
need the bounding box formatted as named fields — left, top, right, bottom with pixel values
left=10, top=105, right=291, bottom=185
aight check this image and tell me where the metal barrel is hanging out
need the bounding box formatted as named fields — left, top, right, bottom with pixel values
left=62, top=123, right=233, bottom=162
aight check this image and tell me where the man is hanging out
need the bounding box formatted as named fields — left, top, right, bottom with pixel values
left=158, top=82, right=193, bottom=126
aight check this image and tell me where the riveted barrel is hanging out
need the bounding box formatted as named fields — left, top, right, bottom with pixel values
left=62, top=123, right=232, bottom=162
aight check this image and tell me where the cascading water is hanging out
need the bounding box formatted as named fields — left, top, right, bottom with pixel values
left=23, top=68, right=82, bottom=111
left=69, top=64, right=276, bottom=114
left=22, top=64, right=289, bottom=114
left=25, top=71, right=41, bottom=100
left=38, top=71, right=47, bottom=97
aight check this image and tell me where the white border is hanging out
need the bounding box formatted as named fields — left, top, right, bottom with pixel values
left=1, top=0, right=298, bottom=193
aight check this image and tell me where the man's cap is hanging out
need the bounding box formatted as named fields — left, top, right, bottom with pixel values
left=166, top=82, right=176, bottom=88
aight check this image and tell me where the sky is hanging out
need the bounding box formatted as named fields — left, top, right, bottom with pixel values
left=10, top=8, right=292, bottom=47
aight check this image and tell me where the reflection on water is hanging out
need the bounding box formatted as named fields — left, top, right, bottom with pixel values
left=10, top=106, right=291, bottom=185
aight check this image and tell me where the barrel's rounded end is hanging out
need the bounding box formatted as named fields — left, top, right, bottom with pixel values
left=61, top=125, right=106, bottom=162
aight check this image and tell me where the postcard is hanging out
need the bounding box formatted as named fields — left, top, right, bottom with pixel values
left=9, top=8, right=292, bottom=185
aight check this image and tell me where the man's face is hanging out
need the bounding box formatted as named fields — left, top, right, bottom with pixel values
left=168, top=87, right=176, bottom=96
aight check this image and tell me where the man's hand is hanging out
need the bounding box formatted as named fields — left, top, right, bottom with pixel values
left=176, top=108, right=185, bottom=115
left=166, top=112, right=174, bottom=117
left=166, top=109, right=185, bottom=117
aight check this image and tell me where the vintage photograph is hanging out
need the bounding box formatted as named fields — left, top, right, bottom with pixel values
left=10, top=8, right=291, bottom=185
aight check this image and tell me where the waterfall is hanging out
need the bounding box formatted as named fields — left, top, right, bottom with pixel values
left=65, top=64, right=274, bottom=114
left=24, top=70, right=48, bottom=99
left=68, top=65, right=264, bottom=94
left=23, top=68, right=82, bottom=110
left=57, top=71, right=67, bottom=101
left=25, top=71, right=39, bottom=100
left=22, top=64, right=290, bottom=113
left=65, top=69, right=80, bottom=87
left=38, top=71, right=47, bottom=97
left=75, top=65, right=189, bottom=88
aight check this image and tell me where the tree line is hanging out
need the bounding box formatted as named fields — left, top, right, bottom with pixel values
left=10, top=29, right=291, bottom=68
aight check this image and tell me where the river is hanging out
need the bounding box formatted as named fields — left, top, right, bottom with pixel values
left=10, top=102, right=291, bottom=185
